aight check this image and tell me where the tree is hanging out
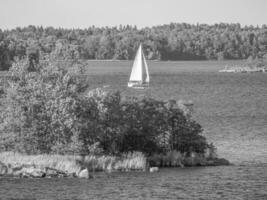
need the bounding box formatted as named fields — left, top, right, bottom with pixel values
left=0, top=56, right=97, bottom=154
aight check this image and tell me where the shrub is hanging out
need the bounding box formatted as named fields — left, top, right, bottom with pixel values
left=90, top=92, right=208, bottom=155
left=0, top=57, right=98, bottom=154
left=148, top=151, right=184, bottom=167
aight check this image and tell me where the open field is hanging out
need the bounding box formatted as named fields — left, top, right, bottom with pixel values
left=83, top=60, right=267, bottom=164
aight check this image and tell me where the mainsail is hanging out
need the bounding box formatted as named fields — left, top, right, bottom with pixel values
left=128, top=44, right=149, bottom=88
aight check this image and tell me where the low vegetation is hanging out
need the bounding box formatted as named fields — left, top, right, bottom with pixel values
left=0, top=148, right=229, bottom=178
left=0, top=151, right=81, bottom=174
left=220, top=58, right=267, bottom=73
left=0, top=151, right=147, bottom=176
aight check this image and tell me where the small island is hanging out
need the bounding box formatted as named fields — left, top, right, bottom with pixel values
left=0, top=56, right=229, bottom=179
left=219, top=58, right=267, bottom=73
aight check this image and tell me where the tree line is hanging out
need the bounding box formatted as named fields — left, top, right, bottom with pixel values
left=0, top=23, right=267, bottom=70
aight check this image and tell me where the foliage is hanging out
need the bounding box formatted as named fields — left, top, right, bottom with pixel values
left=246, top=57, right=267, bottom=69
left=0, top=57, right=208, bottom=155
left=86, top=91, right=207, bottom=155
left=0, top=57, right=98, bottom=154
left=0, top=23, right=267, bottom=70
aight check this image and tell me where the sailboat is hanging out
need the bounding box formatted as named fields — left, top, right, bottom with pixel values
left=128, top=44, right=150, bottom=88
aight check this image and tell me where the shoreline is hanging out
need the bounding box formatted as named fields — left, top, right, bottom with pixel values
left=0, top=151, right=230, bottom=179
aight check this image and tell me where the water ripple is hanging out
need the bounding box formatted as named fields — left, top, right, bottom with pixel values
left=0, top=165, right=266, bottom=200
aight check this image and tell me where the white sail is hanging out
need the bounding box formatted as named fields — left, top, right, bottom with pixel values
left=142, top=50, right=149, bottom=83
left=128, top=44, right=150, bottom=88
left=129, top=45, right=142, bottom=82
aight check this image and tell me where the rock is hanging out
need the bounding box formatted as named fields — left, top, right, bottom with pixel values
left=78, top=168, right=89, bottom=178
left=45, top=167, right=68, bottom=178
left=0, top=162, right=8, bottom=175
left=45, top=167, right=59, bottom=178
left=149, top=167, right=159, bottom=173
left=27, top=168, right=45, bottom=178
left=11, top=166, right=23, bottom=176
left=23, top=168, right=45, bottom=178
left=68, top=172, right=77, bottom=178
left=7, top=164, right=14, bottom=175
left=1, top=163, right=75, bottom=178
left=12, top=165, right=45, bottom=178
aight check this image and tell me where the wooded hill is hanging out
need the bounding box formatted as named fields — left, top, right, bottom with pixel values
left=0, top=23, right=267, bottom=70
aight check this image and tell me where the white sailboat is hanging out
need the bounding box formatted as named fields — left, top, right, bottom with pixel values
left=128, top=44, right=150, bottom=88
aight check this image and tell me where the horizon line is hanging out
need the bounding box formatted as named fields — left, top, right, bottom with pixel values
left=1, top=22, right=267, bottom=31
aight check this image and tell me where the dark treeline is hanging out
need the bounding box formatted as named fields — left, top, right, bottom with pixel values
left=0, top=23, right=267, bottom=70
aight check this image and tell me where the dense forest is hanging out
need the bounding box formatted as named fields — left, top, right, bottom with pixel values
left=0, top=23, right=267, bottom=70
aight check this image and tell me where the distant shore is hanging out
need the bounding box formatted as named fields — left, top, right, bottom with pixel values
left=219, top=65, right=266, bottom=73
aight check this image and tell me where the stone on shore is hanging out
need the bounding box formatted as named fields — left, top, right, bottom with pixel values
left=78, top=168, right=89, bottom=178
left=12, top=165, right=45, bottom=178
left=149, top=167, right=159, bottom=173
left=45, top=167, right=68, bottom=178
left=0, top=163, right=74, bottom=178
left=0, top=161, right=8, bottom=175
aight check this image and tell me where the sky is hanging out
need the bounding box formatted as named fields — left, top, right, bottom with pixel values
left=0, top=0, right=266, bottom=30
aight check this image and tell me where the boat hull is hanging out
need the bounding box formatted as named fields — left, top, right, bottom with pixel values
left=128, top=82, right=149, bottom=89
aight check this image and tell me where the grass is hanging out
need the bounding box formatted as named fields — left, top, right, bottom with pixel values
left=0, top=152, right=82, bottom=174
left=81, top=152, right=147, bottom=172
left=0, top=151, right=147, bottom=175
left=1, top=150, right=226, bottom=176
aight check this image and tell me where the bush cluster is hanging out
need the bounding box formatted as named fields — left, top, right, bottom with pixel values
left=0, top=57, right=208, bottom=155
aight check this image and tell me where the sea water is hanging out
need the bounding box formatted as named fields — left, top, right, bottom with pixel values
left=0, top=164, right=266, bottom=200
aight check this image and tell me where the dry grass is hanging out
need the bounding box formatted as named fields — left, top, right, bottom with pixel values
left=0, top=152, right=82, bottom=174
left=82, top=152, right=147, bottom=172
left=113, top=152, right=147, bottom=171
left=0, top=151, right=147, bottom=175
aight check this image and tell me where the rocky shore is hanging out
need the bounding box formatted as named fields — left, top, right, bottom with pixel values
left=0, top=162, right=90, bottom=178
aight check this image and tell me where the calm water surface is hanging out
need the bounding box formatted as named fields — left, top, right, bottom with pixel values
left=0, top=164, right=266, bottom=200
